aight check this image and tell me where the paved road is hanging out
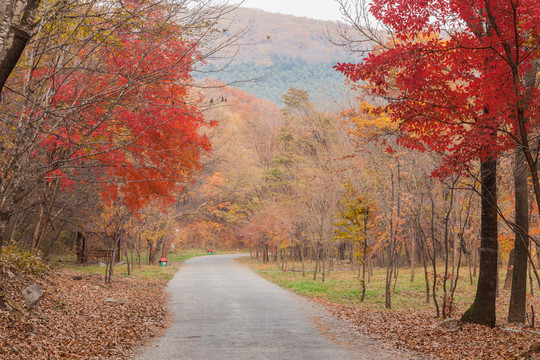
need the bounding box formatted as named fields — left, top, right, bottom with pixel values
left=135, top=254, right=417, bottom=360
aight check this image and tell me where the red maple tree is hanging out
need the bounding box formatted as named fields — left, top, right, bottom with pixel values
left=335, top=0, right=540, bottom=326
left=38, top=2, right=211, bottom=212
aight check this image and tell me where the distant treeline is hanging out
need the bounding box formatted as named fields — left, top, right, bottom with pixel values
left=203, top=56, right=349, bottom=107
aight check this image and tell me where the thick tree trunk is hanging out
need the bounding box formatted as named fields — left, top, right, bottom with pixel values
left=508, top=147, right=529, bottom=323
left=338, top=242, right=346, bottom=261
left=149, top=236, right=165, bottom=265
left=0, top=0, right=41, bottom=95
left=75, top=232, right=87, bottom=264
left=464, top=157, right=498, bottom=327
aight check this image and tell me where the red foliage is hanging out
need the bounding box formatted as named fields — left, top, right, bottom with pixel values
left=36, top=2, right=211, bottom=211
left=335, top=0, right=540, bottom=176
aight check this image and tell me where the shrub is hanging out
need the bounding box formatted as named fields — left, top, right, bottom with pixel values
left=0, top=246, right=49, bottom=276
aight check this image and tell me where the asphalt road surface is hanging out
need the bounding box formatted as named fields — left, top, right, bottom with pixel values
left=135, top=254, right=419, bottom=360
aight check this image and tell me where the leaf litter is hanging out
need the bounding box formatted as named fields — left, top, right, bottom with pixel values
left=314, top=298, right=540, bottom=359
left=0, top=263, right=167, bottom=360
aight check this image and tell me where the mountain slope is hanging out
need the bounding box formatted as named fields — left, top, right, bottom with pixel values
left=205, top=8, right=353, bottom=107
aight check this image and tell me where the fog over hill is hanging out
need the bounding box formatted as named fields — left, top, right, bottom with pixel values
left=203, top=7, right=355, bottom=108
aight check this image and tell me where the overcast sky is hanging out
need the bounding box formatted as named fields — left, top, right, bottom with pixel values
left=242, top=0, right=343, bottom=22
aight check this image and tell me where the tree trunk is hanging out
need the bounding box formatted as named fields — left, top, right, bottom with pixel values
left=147, top=240, right=153, bottom=265
left=149, top=236, right=165, bottom=265
left=137, top=234, right=141, bottom=268
left=349, top=240, right=354, bottom=264
left=75, top=232, right=87, bottom=264
left=125, top=246, right=130, bottom=276
left=327, top=249, right=333, bottom=277
left=361, top=218, right=367, bottom=301
left=313, top=248, right=319, bottom=281
left=442, top=182, right=455, bottom=319
left=31, top=179, right=60, bottom=252
left=0, top=215, right=13, bottom=251
left=410, top=233, right=415, bottom=282
left=448, top=240, right=463, bottom=318
left=385, top=171, right=395, bottom=309
left=508, top=147, right=529, bottom=323
left=473, top=245, right=478, bottom=278
left=385, top=260, right=393, bottom=309
left=106, top=233, right=121, bottom=283
left=430, top=194, right=440, bottom=317
left=300, top=245, right=305, bottom=277
left=422, top=247, right=430, bottom=304
left=368, top=252, right=372, bottom=282
left=529, top=256, right=534, bottom=297
left=321, top=248, right=326, bottom=282
left=338, top=242, right=346, bottom=261
left=463, top=157, right=498, bottom=327
left=0, top=0, right=41, bottom=95
left=503, top=249, right=514, bottom=290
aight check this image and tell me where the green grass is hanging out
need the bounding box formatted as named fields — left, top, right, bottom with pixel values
left=61, top=249, right=208, bottom=281
left=242, top=257, right=515, bottom=316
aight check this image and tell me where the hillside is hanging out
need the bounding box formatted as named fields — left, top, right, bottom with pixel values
left=204, top=8, right=354, bottom=107
left=224, top=7, right=351, bottom=65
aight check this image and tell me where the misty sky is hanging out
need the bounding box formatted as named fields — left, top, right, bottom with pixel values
left=242, top=0, right=343, bottom=22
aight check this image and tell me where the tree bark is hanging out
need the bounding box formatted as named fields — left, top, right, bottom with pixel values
left=422, top=247, right=430, bottom=304
left=410, top=232, right=415, bottom=282
left=385, top=171, right=395, bottom=309
left=429, top=193, right=440, bottom=317
left=508, top=147, right=529, bottom=323
left=464, top=157, right=498, bottom=327
left=300, top=245, right=305, bottom=277
left=149, top=236, right=165, bottom=265
left=361, top=216, right=367, bottom=301
left=31, top=179, right=60, bottom=251
left=321, top=248, right=326, bottom=282
left=442, top=182, right=455, bottom=319
left=0, top=0, right=41, bottom=95
left=504, top=249, right=514, bottom=290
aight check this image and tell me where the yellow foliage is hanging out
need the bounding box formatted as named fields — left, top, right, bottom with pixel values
left=342, top=101, right=397, bottom=140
